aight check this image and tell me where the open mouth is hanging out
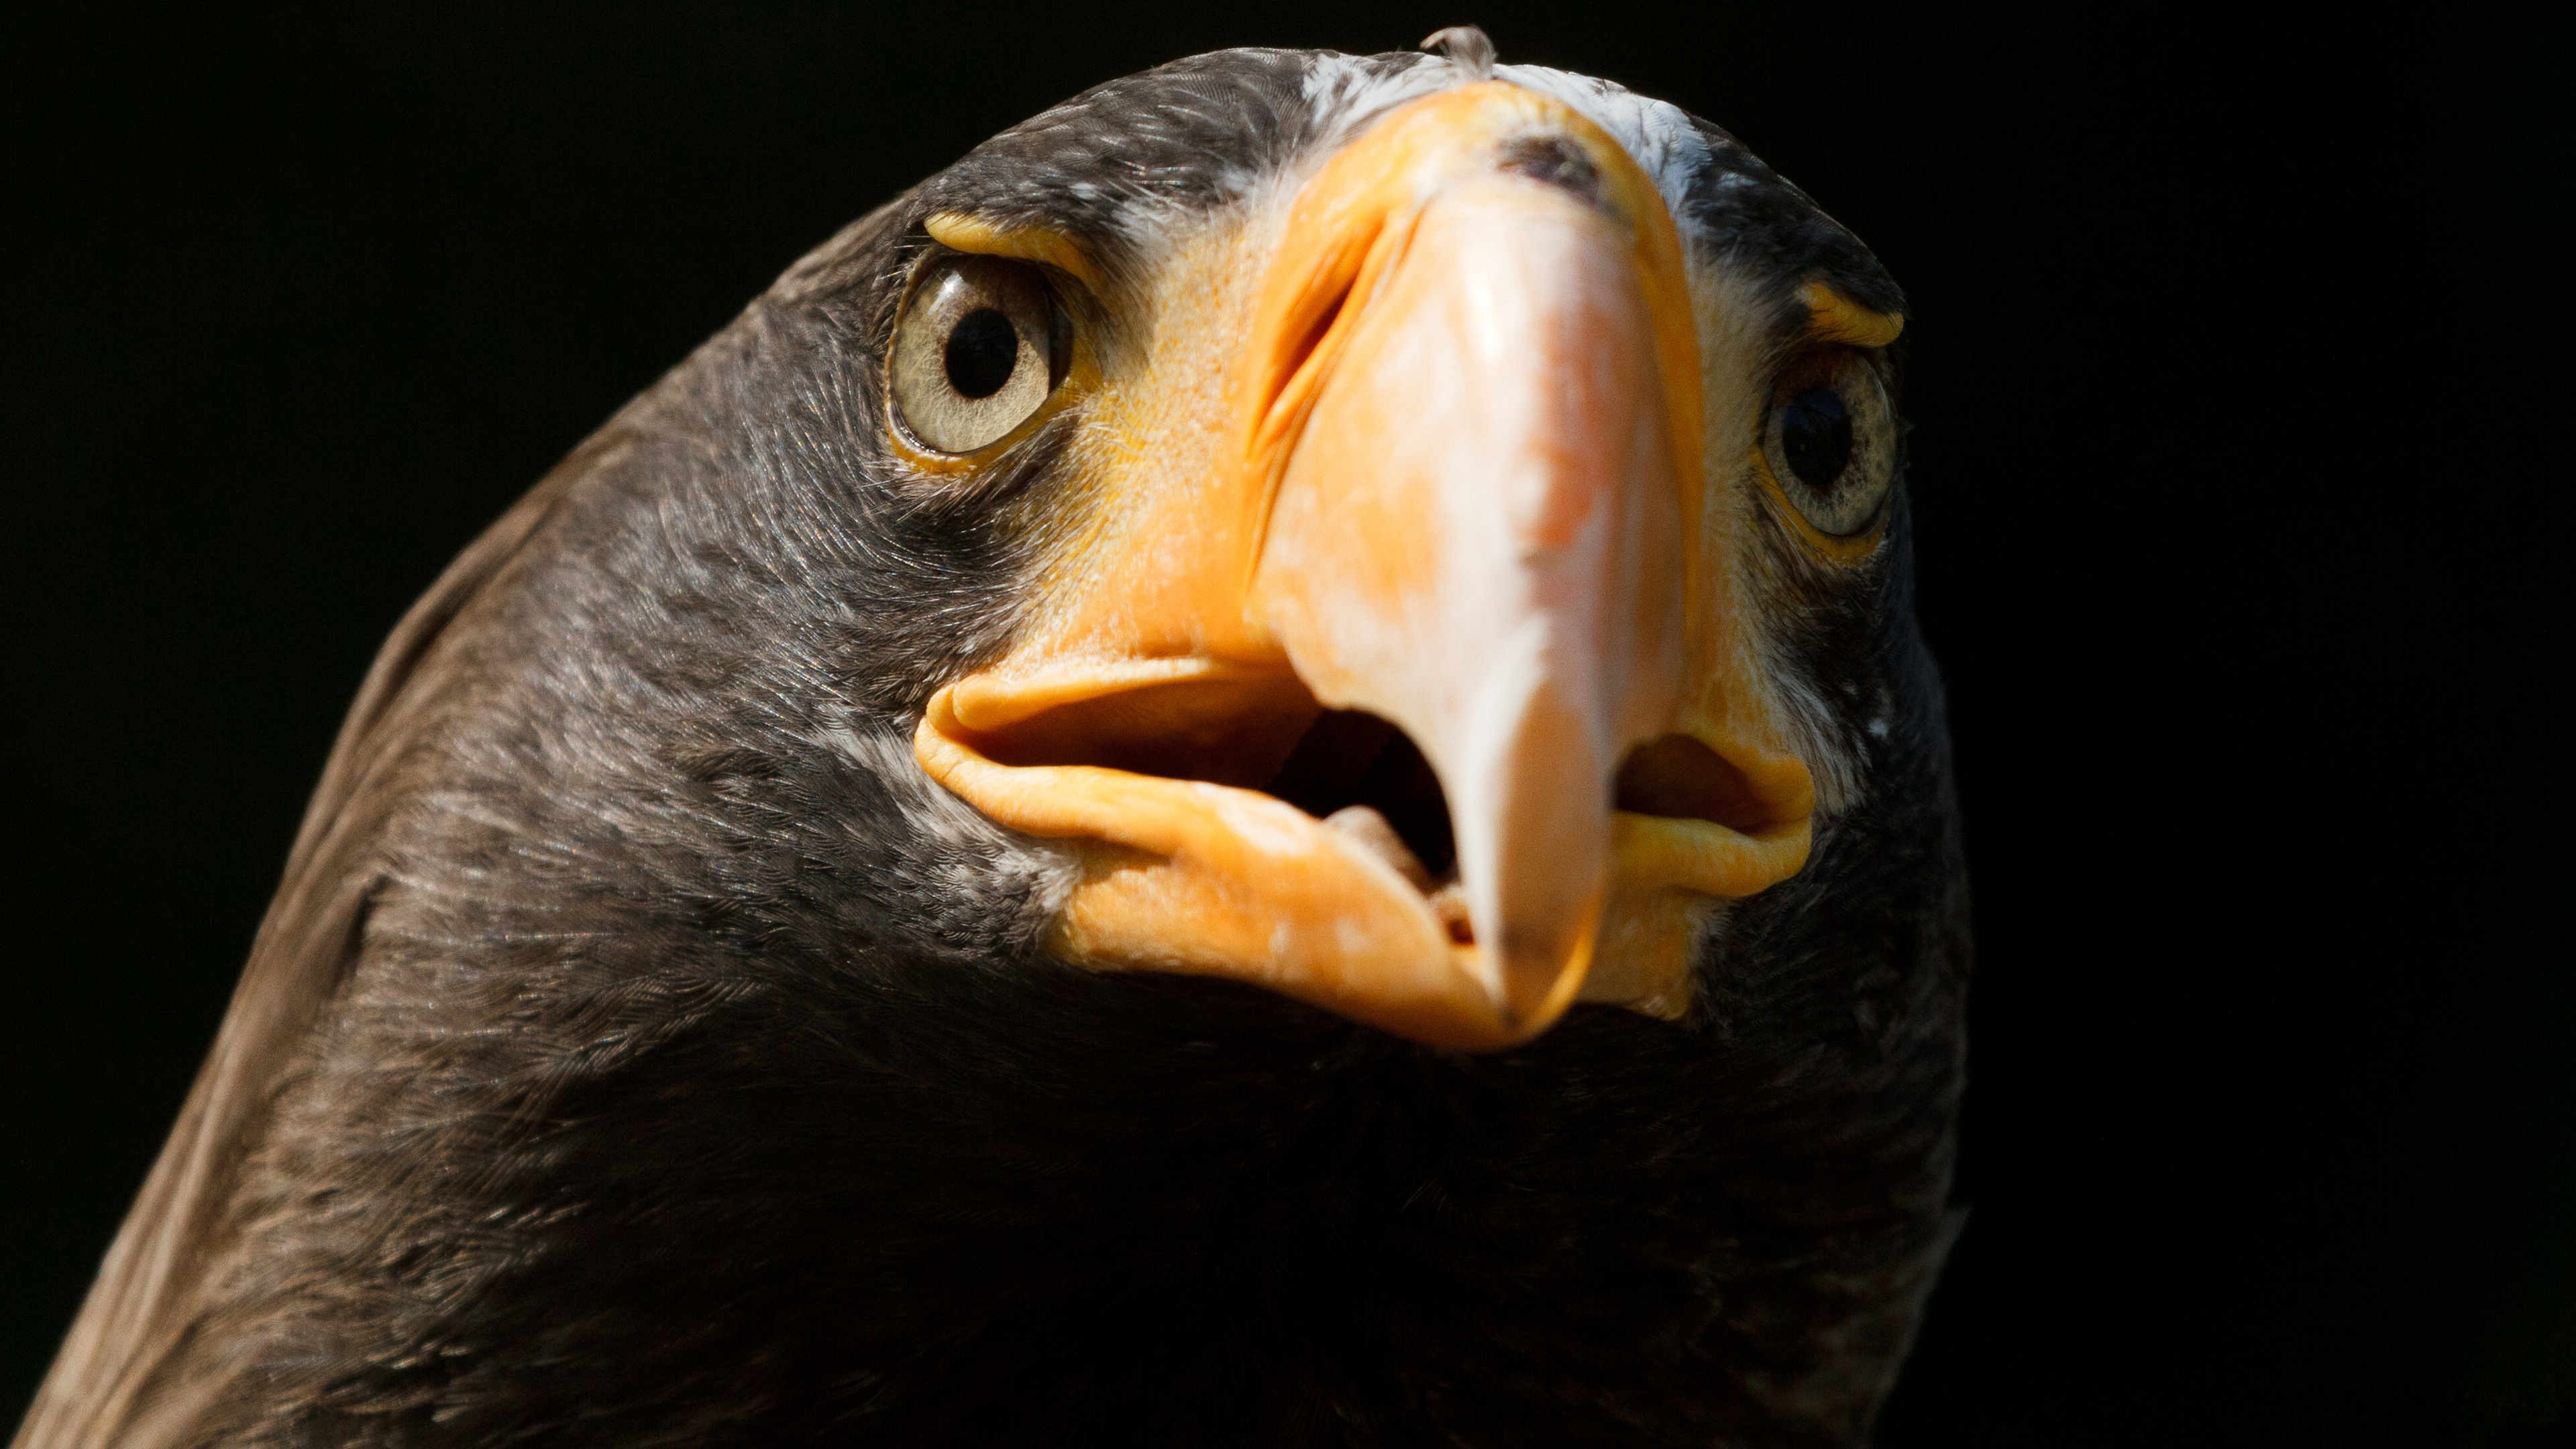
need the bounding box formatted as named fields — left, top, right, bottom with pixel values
left=938, top=666, right=1779, bottom=950
left=1266, top=710, right=1469, bottom=943
left=1273, top=709, right=1782, bottom=947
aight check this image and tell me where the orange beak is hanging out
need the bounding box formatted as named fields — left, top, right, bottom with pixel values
left=914, top=83, right=1815, bottom=1048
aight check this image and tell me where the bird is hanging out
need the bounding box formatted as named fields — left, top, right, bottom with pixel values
left=18, top=31, right=1968, bottom=1449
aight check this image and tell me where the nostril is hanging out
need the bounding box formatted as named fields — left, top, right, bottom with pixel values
left=1497, top=135, right=1606, bottom=206
left=1614, top=734, right=1775, bottom=834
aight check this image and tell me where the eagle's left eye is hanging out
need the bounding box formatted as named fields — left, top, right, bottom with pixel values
left=1761, top=349, right=1897, bottom=539
left=890, top=256, right=1068, bottom=455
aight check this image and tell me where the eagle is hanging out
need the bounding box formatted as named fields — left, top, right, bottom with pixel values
left=19, top=31, right=1968, bottom=1448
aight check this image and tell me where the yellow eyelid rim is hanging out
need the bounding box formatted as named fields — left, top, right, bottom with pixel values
left=925, top=213, right=1107, bottom=292
left=1799, top=279, right=1904, bottom=348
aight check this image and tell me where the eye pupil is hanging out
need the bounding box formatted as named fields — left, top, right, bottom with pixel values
left=1780, top=387, right=1853, bottom=492
left=943, top=308, right=1020, bottom=400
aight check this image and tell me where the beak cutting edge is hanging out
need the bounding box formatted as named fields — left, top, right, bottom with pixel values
left=915, top=83, right=1815, bottom=1048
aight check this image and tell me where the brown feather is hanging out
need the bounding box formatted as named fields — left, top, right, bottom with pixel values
left=14, top=444, right=602, bottom=1449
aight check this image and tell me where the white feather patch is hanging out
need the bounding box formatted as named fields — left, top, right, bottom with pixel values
left=1493, top=66, right=1715, bottom=239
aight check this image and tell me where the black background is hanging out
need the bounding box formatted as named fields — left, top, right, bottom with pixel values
left=5, top=3, right=2566, bottom=1443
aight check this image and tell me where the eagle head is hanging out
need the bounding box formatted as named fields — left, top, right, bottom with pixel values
left=25, top=35, right=1968, bottom=1449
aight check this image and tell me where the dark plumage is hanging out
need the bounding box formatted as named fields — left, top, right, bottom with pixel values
left=19, top=43, right=1968, bottom=1449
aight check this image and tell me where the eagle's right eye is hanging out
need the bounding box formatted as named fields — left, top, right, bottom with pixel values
left=890, top=256, right=1068, bottom=455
